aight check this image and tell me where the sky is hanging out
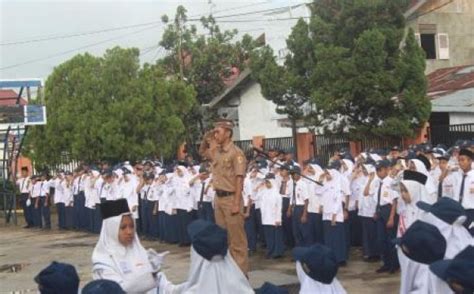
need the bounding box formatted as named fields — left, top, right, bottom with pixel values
left=0, top=0, right=308, bottom=80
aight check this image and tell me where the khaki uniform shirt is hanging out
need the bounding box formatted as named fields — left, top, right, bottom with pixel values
left=205, top=141, right=247, bottom=192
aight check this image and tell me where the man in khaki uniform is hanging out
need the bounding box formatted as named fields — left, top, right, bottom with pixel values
left=199, top=119, right=249, bottom=276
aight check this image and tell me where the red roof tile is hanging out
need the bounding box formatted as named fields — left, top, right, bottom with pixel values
left=0, top=90, right=28, bottom=105
left=427, top=65, right=474, bottom=94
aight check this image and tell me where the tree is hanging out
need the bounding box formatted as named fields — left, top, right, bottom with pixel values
left=158, top=6, right=259, bottom=155
left=251, top=0, right=430, bottom=139
left=24, top=47, right=196, bottom=166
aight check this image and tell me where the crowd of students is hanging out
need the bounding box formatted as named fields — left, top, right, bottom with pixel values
left=17, top=139, right=474, bottom=293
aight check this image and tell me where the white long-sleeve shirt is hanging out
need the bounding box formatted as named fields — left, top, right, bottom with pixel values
left=258, top=186, right=282, bottom=225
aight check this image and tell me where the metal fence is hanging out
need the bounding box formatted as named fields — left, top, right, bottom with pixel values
left=428, top=123, right=474, bottom=147
left=263, top=137, right=294, bottom=153
left=314, top=134, right=350, bottom=166
left=360, top=137, right=403, bottom=151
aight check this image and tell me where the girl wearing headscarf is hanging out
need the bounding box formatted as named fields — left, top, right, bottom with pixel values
left=162, top=172, right=180, bottom=244
left=257, top=173, right=284, bottom=258
left=397, top=170, right=429, bottom=294
left=358, top=163, right=379, bottom=261
left=417, top=197, right=474, bottom=293
left=409, top=155, right=437, bottom=204
left=92, top=199, right=166, bottom=293
left=316, top=161, right=348, bottom=265
left=304, top=162, right=324, bottom=245
left=158, top=220, right=254, bottom=294
left=292, top=244, right=346, bottom=294
left=173, top=166, right=193, bottom=246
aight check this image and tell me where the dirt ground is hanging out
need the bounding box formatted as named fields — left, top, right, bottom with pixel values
left=0, top=217, right=400, bottom=293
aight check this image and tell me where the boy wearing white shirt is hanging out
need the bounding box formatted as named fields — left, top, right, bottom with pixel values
left=243, top=169, right=258, bottom=254
left=190, top=166, right=215, bottom=222
left=277, top=165, right=294, bottom=249
left=173, top=166, right=193, bottom=246
left=316, top=161, right=348, bottom=265
left=364, top=160, right=399, bottom=274
left=443, top=148, right=474, bottom=235
left=38, top=173, right=51, bottom=229
left=52, top=172, right=66, bottom=230
left=62, top=172, right=74, bottom=229
left=288, top=165, right=311, bottom=247
left=16, top=167, right=33, bottom=228
left=304, top=162, right=324, bottom=245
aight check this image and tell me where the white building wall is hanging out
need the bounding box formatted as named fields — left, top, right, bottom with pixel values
left=449, top=112, right=474, bottom=125
left=237, top=81, right=292, bottom=140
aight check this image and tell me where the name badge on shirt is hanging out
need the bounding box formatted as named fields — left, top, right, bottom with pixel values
left=469, top=183, right=474, bottom=194
left=383, top=191, right=389, bottom=198
left=119, top=261, right=132, bottom=274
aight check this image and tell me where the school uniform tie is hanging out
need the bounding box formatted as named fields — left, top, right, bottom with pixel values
left=199, top=182, right=206, bottom=203
left=292, top=181, right=297, bottom=207
left=459, top=174, right=467, bottom=205
left=376, top=180, right=383, bottom=215
left=437, top=180, right=443, bottom=199
left=21, top=179, right=26, bottom=192
left=279, top=180, right=287, bottom=195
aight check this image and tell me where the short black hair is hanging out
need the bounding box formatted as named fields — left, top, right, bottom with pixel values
left=21, top=167, right=28, bottom=172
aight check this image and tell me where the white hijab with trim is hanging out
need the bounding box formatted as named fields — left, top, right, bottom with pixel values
left=296, top=261, right=346, bottom=294
left=159, top=248, right=253, bottom=294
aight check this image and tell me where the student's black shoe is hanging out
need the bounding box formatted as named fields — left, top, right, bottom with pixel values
left=376, top=266, right=390, bottom=273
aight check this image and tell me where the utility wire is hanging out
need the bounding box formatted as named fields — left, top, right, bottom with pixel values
left=0, top=24, right=160, bottom=71
left=0, top=21, right=161, bottom=46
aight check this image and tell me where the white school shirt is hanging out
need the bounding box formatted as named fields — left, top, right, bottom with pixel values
left=315, top=171, right=344, bottom=222
left=305, top=175, right=322, bottom=214
left=251, top=175, right=265, bottom=209
left=40, top=180, right=50, bottom=197
left=194, top=178, right=214, bottom=204
left=367, top=176, right=399, bottom=208
left=104, top=181, right=119, bottom=201
left=72, top=177, right=80, bottom=195
left=259, top=185, right=282, bottom=225
left=140, top=184, right=154, bottom=201
left=289, top=179, right=310, bottom=206
left=242, top=175, right=253, bottom=207
left=443, top=169, right=474, bottom=210
left=277, top=176, right=292, bottom=199
left=53, top=178, right=65, bottom=204
left=16, top=177, right=31, bottom=194
left=173, top=176, right=193, bottom=211
left=84, top=176, right=95, bottom=208
left=62, top=181, right=74, bottom=206
left=350, top=175, right=365, bottom=212
left=358, top=176, right=377, bottom=217
left=78, top=174, right=86, bottom=192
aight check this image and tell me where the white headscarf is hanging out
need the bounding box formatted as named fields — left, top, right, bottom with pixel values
left=92, top=213, right=157, bottom=293
left=419, top=211, right=473, bottom=259
left=296, top=261, right=346, bottom=294
left=159, top=248, right=253, bottom=294
left=341, top=159, right=354, bottom=179
left=398, top=179, right=429, bottom=236
left=410, top=159, right=437, bottom=203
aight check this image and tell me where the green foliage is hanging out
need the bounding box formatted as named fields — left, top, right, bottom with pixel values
left=251, top=0, right=430, bottom=139
left=24, top=47, right=196, bottom=166
left=158, top=6, right=260, bottom=152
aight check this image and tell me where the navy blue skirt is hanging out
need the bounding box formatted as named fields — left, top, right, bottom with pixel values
left=323, top=221, right=347, bottom=263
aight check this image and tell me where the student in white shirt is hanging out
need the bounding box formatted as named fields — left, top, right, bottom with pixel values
left=173, top=165, right=193, bottom=246
left=256, top=173, right=284, bottom=258
left=443, top=148, right=474, bottom=235
left=86, top=169, right=102, bottom=234
left=364, top=160, right=400, bottom=274
left=358, top=163, right=380, bottom=261
left=243, top=167, right=263, bottom=253
left=52, top=172, right=66, bottom=230
left=288, top=165, right=311, bottom=247
left=16, top=166, right=33, bottom=228
left=276, top=164, right=294, bottom=249
left=63, top=172, right=74, bottom=229
left=316, top=161, right=347, bottom=265
left=303, top=161, right=324, bottom=245
left=189, top=165, right=214, bottom=222
left=138, top=172, right=155, bottom=238
left=38, top=173, right=51, bottom=229
left=31, top=175, right=41, bottom=228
